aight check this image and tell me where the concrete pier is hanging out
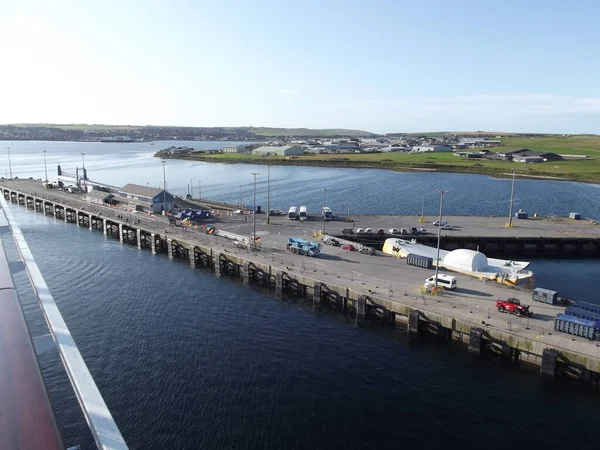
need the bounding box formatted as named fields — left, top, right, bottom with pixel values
left=3, top=180, right=600, bottom=386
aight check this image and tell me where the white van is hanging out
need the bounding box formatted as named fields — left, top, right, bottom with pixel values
left=433, top=219, right=448, bottom=226
left=424, top=274, right=457, bottom=290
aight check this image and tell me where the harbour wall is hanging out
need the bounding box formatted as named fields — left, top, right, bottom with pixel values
left=2, top=185, right=600, bottom=387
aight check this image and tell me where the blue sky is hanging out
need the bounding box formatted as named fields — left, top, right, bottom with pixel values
left=1, top=0, right=600, bottom=133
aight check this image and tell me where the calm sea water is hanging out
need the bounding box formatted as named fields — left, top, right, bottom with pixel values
left=3, top=141, right=600, bottom=449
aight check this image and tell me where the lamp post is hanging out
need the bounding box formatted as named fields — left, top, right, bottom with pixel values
left=162, top=160, right=167, bottom=214
left=7, top=147, right=12, bottom=179
left=239, top=185, right=243, bottom=207
left=198, top=179, right=201, bottom=200
left=322, top=188, right=326, bottom=235
left=434, top=189, right=449, bottom=291
left=190, top=179, right=193, bottom=198
left=508, top=169, right=516, bottom=227
left=266, top=164, right=271, bottom=224
left=81, top=152, right=85, bottom=170
left=43, top=150, right=48, bottom=182
left=250, top=172, right=260, bottom=249
left=346, top=185, right=350, bottom=219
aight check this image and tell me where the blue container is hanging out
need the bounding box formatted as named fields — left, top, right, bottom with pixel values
left=572, top=300, right=600, bottom=316
left=565, top=306, right=600, bottom=328
left=554, top=314, right=597, bottom=340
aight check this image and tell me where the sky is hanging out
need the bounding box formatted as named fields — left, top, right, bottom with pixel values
left=1, top=0, right=600, bottom=134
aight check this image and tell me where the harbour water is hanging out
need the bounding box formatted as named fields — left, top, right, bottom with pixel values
left=3, top=141, right=600, bottom=449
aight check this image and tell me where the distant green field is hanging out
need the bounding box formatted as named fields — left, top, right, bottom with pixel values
left=497, top=136, right=600, bottom=156
left=189, top=149, right=600, bottom=182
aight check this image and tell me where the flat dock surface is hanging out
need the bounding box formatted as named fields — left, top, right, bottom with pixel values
left=3, top=179, right=600, bottom=373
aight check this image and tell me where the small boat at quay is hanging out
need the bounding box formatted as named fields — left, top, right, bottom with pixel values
left=383, top=238, right=534, bottom=287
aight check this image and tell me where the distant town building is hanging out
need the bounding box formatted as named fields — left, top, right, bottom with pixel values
left=513, top=155, right=544, bottom=163
left=460, top=138, right=503, bottom=148
left=118, top=183, right=174, bottom=213
left=496, top=148, right=562, bottom=162
left=252, top=145, right=304, bottom=156
left=221, top=145, right=247, bottom=153
left=412, top=145, right=453, bottom=153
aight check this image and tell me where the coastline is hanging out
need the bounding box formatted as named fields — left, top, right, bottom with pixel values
left=155, top=154, right=597, bottom=184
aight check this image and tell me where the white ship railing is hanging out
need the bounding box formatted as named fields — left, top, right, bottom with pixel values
left=0, top=196, right=128, bottom=450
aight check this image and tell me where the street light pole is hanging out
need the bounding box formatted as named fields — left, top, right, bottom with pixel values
left=267, top=164, right=271, bottom=224
left=162, top=160, right=167, bottom=214
left=508, top=169, right=516, bottom=227
left=434, top=189, right=449, bottom=291
left=43, top=150, right=48, bottom=182
left=81, top=153, right=85, bottom=170
left=322, top=188, right=326, bottom=235
left=250, top=172, right=260, bottom=249
left=7, top=147, right=12, bottom=179
left=346, top=185, right=350, bottom=219
left=239, top=185, right=243, bottom=207
left=198, top=180, right=201, bottom=200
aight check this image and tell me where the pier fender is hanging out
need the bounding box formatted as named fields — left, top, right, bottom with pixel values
left=555, top=354, right=591, bottom=382
left=242, top=261, right=251, bottom=284
left=356, top=295, right=369, bottom=324
left=275, top=271, right=285, bottom=294
left=468, top=327, right=484, bottom=355
left=540, top=348, right=559, bottom=378
left=487, top=340, right=514, bottom=359
left=313, top=282, right=323, bottom=307
left=321, top=284, right=344, bottom=308
left=424, top=320, right=451, bottom=340
left=408, top=309, right=420, bottom=333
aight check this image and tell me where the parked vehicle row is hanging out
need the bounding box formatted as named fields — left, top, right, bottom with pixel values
left=388, top=227, right=427, bottom=235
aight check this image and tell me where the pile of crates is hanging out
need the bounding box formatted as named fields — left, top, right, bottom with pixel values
left=406, top=253, right=433, bottom=270
left=554, top=300, right=600, bottom=341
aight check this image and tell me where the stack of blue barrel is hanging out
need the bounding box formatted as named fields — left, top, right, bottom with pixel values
left=554, top=301, right=600, bottom=340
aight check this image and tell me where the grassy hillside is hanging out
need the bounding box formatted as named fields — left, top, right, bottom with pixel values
left=8, top=123, right=376, bottom=137
left=244, top=127, right=374, bottom=137
left=498, top=135, right=600, bottom=156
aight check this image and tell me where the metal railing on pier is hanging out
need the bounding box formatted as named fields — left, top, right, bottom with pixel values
left=0, top=196, right=128, bottom=450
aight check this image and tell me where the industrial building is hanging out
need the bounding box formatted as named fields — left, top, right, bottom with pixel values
left=412, top=145, right=453, bottom=153
left=85, top=190, right=115, bottom=205
left=496, top=148, right=562, bottom=162
left=118, top=183, right=174, bottom=213
left=251, top=145, right=304, bottom=156
left=221, top=145, right=247, bottom=153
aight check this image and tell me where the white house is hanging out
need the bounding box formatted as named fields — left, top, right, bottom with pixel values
left=412, top=145, right=453, bottom=153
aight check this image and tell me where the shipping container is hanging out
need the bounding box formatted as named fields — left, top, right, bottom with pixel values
left=532, top=287, right=558, bottom=305
left=572, top=300, right=600, bottom=316
left=554, top=314, right=597, bottom=340
left=407, top=253, right=433, bottom=270
left=565, top=306, right=600, bottom=328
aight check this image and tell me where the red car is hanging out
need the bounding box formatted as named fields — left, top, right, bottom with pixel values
left=342, top=244, right=356, bottom=251
left=496, top=298, right=533, bottom=317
